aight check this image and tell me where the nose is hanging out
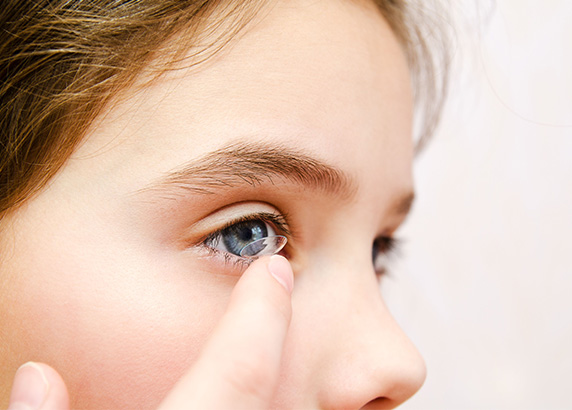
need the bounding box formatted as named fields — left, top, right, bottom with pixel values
left=288, top=257, right=426, bottom=409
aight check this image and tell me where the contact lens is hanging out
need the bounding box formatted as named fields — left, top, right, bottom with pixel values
left=239, top=235, right=287, bottom=259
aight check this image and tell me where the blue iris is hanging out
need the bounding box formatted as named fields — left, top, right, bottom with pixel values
left=221, top=220, right=268, bottom=256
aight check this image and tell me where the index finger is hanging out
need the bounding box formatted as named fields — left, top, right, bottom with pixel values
left=158, top=255, right=293, bottom=410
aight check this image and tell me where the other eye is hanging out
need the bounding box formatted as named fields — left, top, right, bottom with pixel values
left=372, top=236, right=400, bottom=276
left=203, top=214, right=288, bottom=260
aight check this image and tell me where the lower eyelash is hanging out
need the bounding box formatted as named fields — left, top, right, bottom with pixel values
left=202, top=245, right=254, bottom=270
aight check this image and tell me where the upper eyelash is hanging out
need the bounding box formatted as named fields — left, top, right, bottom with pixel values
left=377, top=236, right=400, bottom=255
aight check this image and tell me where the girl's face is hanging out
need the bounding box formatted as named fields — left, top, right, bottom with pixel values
left=0, top=0, right=425, bottom=408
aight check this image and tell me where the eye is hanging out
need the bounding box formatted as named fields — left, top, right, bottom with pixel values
left=203, top=214, right=288, bottom=260
left=372, top=236, right=400, bottom=276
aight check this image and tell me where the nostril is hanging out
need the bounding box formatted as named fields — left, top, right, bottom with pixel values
left=360, top=397, right=394, bottom=410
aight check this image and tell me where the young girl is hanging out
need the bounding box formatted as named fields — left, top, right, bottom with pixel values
left=0, top=0, right=446, bottom=408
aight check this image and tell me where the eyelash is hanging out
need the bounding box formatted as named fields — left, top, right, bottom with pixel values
left=200, top=212, right=291, bottom=269
left=372, top=236, right=402, bottom=277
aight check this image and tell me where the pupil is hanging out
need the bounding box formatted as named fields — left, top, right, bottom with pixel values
left=222, top=220, right=268, bottom=255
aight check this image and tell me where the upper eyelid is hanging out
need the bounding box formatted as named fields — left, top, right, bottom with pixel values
left=183, top=201, right=293, bottom=242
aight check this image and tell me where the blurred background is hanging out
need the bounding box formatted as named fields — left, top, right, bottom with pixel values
left=383, top=1, right=572, bottom=409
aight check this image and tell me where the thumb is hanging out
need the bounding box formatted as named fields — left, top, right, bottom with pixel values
left=158, top=254, right=294, bottom=410
left=8, top=362, right=70, bottom=410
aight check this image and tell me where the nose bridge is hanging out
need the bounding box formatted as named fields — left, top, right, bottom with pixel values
left=305, top=257, right=426, bottom=409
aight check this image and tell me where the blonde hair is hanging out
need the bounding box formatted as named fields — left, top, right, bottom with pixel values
left=0, top=0, right=448, bottom=218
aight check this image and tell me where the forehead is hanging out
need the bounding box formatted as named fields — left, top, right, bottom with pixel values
left=75, top=0, right=413, bottom=200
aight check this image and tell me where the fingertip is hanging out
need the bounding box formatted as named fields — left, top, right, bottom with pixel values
left=8, top=362, right=70, bottom=410
left=8, top=362, right=48, bottom=410
left=268, top=255, right=293, bottom=294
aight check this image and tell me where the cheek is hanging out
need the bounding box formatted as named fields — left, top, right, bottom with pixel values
left=1, top=225, right=232, bottom=410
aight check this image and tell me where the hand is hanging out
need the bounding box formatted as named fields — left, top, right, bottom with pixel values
left=7, top=255, right=294, bottom=410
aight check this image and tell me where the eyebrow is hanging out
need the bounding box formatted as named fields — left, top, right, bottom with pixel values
left=142, top=141, right=414, bottom=216
left=392, top=191, right=415, bottom=217
left=144, top=141, right=356, bottom=198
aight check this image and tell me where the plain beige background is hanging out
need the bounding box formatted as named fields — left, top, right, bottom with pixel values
left=383, top=1, right=572, bottom=409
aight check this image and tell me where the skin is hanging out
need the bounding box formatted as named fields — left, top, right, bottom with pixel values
left=0, top=0, right=426, bottom=408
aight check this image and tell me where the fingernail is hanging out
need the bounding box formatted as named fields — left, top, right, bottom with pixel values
left=8, top=362, right=49, bottom=410
left=268, top=255, right=294, bottom=294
